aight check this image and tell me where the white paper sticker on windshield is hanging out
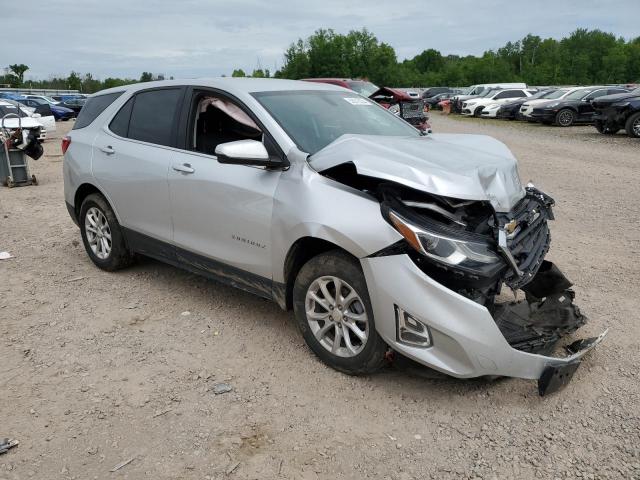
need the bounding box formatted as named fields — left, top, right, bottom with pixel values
left=344, top=97, right=372, bottom=106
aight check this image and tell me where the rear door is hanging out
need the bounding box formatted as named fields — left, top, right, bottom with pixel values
left=167, top=87, right=283, bottom=292
left=92, top=87, right=185, bottom=250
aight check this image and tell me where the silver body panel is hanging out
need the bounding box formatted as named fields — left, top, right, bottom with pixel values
left=63, top=78, right=603, bottom=385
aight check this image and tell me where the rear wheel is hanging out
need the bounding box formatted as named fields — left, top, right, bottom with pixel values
left=79, top=193, right=133, bottom=271
left=293, top=250, right=387, bottom=375
left=555, top=109, right=576, bottom=127
left=595, top=120, right=620, bottom=135
left=625, top=112, right=640, bottom=138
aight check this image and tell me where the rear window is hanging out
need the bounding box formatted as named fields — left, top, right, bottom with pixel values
left=73, top=92, right=123, bottom=129
left=126, top=88, right=182, bottom=146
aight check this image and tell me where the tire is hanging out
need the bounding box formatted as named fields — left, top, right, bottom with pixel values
left=473, top=106, right=484, bottom=117
left=595, top=120, right=620, bottom=135
left=79, top=193, right=133, bottom=271
left=293, top=250, right=387, bottom=375
left=555, top=108, right=576, bottom=127
left=625, top=112, right=640, bottom=138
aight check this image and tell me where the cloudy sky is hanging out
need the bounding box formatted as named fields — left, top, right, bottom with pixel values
left=4, top=0, right=639, bottom=80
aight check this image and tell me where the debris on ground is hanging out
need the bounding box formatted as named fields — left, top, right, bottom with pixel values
left=110, top=456, right=136, bottom=472
left=0, top=251, right=13, bottom=260
left=0, top=438, right=19, bottom=454
left=211, top=383, right=233, bottom=395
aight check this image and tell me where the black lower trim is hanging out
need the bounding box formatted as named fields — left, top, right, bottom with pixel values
left=538, top=361, right=581, bottom=396
left=66, top=201, right=79, bottom=226
left=122, top=227, right=284, bottom=303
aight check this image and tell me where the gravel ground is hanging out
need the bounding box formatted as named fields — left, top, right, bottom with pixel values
left=1, top=115, right=639, bottom=480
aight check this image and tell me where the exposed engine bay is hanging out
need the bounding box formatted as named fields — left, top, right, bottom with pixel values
left=320, top=162, right=586, bottom=356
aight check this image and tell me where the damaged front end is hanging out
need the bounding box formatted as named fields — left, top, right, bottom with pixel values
left=319, top=159, right=603, bottom=394
left=371, top=182, right=603, bottom=394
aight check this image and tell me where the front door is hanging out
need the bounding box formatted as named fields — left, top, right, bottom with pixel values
left=168, top=89, right=283, bottom=296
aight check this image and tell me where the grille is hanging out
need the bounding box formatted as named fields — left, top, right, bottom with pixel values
left=400, top=100, right=425, bottom=119
left=501, top=194, right=552, bottom=289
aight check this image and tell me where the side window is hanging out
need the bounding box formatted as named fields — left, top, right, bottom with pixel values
left=584, top=90, right=607, bottom=101
left=73, top=92, right=124, bottom=130
left=608, top=89, right=627, bottom=95
left=109, top=97, right=134, bottom=137
left=127, top=89, right=182, bottom=146
left=495, top=90, right=522, bottom=99
left=191, top=94, right=263, bottom=156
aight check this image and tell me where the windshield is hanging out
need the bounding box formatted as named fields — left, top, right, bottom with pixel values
left=565, top=89, right=593, bottom=100
left=253, top=90, right=420, bottom=155
left=542, top=89, right=568, bottom=99
left=0, top=104, right=28, bottom=118
left=631, top=87, right=640, bottom=95
left=40, top=96, right=60, bottom=104
left=347, top=81, right=379, bottom=97
left=481, top=89, right=500, bottom=98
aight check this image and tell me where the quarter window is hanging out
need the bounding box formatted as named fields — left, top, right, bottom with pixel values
left=109, top=97, right=134, bottom=137
left=126, top=88, right=182, bottom=146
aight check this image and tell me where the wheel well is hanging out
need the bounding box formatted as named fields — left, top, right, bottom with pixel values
left=283, top=237, right=351, bottom=310
left=74, top=183, right=102, bottom=217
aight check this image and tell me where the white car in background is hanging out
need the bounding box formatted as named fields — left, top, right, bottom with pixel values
left=462, top=89, right=534, bottom=117
left=0, top=100, right=52, bottom=141
left=520, top=88, right=576, bottom=119
left=0, top=100, right=47, bottom=140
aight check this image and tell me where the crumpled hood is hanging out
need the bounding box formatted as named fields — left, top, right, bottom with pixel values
left=310, top=134, right=525, bottom=212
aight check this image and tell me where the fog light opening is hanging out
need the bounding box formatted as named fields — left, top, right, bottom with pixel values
left=395, top=305, right=432, bottom=348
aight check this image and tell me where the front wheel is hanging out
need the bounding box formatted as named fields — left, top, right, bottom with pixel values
left=473, top=106, right=484, bottom=117
left=293, top=250, right=387, bottom=375
left=555, top=108, right=576, bottom=127
left=625, top=112, right=640, bottom=138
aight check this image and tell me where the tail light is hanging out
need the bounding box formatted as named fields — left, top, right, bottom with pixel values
left=61, top=135, right=71, bottom=154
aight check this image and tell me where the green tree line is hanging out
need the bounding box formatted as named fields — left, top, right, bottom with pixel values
left=2, top=28, right=638, bottom=93
left=273, top=28, right=640, bottom=87
left=0, top=68, right=171, bottom=93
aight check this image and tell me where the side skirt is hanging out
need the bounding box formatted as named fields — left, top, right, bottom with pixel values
left=122, top=227, right=284, bottom=304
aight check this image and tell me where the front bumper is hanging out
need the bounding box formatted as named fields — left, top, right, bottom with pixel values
left=481, top=108, right=499, bottom=118
left=361, top=255, right=606, bottom=393
left=529, top=109, right=556, bottom=122
left=593, top=109, right=626, bottom=129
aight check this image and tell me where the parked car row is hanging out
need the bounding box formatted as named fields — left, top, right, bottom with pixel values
left=0, top=92, right=85, bottom=121
left=436, top=83, right=639, bottom=138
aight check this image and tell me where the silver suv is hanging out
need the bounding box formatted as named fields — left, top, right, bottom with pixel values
left=63, top=78, right=606, bottom=395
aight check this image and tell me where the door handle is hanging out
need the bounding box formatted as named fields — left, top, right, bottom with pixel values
left=172, top=163, right=195, bottom=174
left=100, top=145, right=115, bottom=155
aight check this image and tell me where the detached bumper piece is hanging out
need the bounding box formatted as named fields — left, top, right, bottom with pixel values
left=538, top=333, right=608, bottom=396
left=493, top=259, right=603, bottom=395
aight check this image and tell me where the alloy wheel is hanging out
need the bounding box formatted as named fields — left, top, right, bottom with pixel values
left=557, top=110, right=574, bottom=126
left=85, top=207, right=112, bottom=259
left=305, top=276, right=369, bottom=358
left=633, top=117, right=640, bottom=137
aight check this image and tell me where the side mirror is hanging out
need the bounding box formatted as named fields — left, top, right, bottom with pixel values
left=215, top=140, right=283, bottom=168
left=33, top=113, right=41, bottom=118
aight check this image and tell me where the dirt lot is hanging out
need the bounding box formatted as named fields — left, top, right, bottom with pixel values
left=1, top=115, right=639, bottom=480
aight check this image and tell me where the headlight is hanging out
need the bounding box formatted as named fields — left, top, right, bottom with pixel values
left=466, top=101, right=476, bottom=106
left=387, top=210, right=502, bottom=269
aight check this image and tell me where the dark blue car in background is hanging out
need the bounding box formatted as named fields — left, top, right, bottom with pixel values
left=18, top=96, right=75, bottom=121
